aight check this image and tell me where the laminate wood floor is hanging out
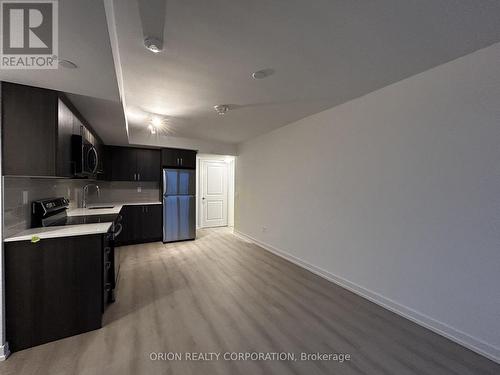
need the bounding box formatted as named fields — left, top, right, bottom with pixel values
left=1, top=228, right=498, bottom=375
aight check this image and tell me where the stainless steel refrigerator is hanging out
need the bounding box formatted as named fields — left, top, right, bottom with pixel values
left=162, top=168, right=196, bottom=242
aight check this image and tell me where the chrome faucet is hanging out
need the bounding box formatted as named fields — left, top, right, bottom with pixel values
left=82, top=183, right=100, bottom=208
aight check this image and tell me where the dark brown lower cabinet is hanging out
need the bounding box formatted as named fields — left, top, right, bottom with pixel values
left=5, top=234, right=104, bottom=352
left=114, top=204, right=162, bottom=246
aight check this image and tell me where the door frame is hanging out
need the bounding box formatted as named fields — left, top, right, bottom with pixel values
left=196, top=155, right=235, bottom=229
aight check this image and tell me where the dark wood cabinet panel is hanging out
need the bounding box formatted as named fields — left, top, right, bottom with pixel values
left=117, top=205, right=142, bottom=244
left=115, top=204, right=162, bottom=246
left=161, top=148, right=197, bottom=169
left=108, top=146, right=136, bottom=181
left=57, top=99, right=75, bottom=177
left=5, top=235, right=103, bottom=352
left=1, top=83, right=102, bottom=177
left=161, top=148, right=179, bottom=168
left=141, top=205, right=162, bottom=241
left=1, top=82, right=58, bottom=176
left=136, top=148, right=160, bottom=181
left=177, top=149, right=197, bottom=169
left=106, top=146, right=161, bottom=182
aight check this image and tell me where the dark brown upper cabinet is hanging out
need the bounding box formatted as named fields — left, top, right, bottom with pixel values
left=57, top=98, right=76, bottom=177
left=161, top=148, right=197, bottom=169
left=106, top=146, right=160, bottom=182
left=1, top=82, right=103, bottom=178
left=2, top=82, right=58, bottom=176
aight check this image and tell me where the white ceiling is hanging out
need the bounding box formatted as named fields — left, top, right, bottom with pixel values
left=0, top=0, right=128, bottom=144
left=111, top=0, right=500, bottom=144
left=0, top=0, right=119, bottom=101
left=1, top=1, right=500, bottom=148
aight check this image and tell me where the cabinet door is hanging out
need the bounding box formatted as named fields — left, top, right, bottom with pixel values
left=161, top=149, right=180, bottom=168
left=2, top=82, right=58, bottom=176
left=115, top=206, right=132, bottom=244
left=115, top=205, right=143, bottom=245
left=57, top=99, right=75, bottom=177
left=140, top=205, right=162, bottom=240
left=136, top=148, right=160, bottom=181
left=110, top=147, right=137, bottom=181
left=5, top=235, right=102, bottom=352
left=161, top=148, right=197, bottom=169
left=177, top=149, right=197, bottom=169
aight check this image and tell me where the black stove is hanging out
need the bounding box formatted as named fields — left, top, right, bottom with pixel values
left=32, top=197, right=118, bottom=228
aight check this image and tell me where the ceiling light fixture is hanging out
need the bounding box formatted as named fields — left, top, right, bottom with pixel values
left=214, top=104, right=229, bottom=115
left=144, top=37, right=163, bottom=54
left=147, top=124, right=157, bottom=135
left=151, top=116, right=163, bottom=128
left=252, top=68, right=274, bottom=79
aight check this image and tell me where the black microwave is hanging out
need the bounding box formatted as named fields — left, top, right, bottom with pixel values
left=71, top=135, right=99, bottom=177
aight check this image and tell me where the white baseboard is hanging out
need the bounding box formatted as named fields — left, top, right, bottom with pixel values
left=233, top=229, right=500, bottom=364
left=0, top=342, right=10, bottom=361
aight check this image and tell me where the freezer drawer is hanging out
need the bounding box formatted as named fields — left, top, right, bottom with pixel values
left=163, top=195, right=196, bottom=242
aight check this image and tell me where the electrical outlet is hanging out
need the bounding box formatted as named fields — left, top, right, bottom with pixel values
left=137, top=186, right=142, bottom=193
left=22, top=191, right=28, bottom=205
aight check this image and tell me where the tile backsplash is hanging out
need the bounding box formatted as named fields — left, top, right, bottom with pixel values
left=3, top=177, right=160, bottom=238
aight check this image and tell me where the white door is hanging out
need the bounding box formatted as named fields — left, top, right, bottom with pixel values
left=200, top=160, right=228, bottom=228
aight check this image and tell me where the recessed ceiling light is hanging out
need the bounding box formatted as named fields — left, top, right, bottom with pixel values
left=252, top=68, right=274, bottom=79
left=58, top=59, right=77, bottom=69
left=144, top=37, right=162, bottom=54
left=214, top=104, right=229, bottom=115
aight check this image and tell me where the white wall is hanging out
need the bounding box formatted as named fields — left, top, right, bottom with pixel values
left=235, top=43, right=500, bottom=362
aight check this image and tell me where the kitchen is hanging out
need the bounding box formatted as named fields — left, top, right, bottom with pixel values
left=0, top=1, right=499, bottom=374
left=1, top=81, right=202, bottom=352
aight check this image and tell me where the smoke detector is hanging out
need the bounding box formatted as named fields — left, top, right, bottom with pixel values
left=144, top=37, right=162, bottom=53
left=58, top=59, right=77, bottom=69
left=252, top=68, right=274, bottom=79
left=214, top=104, right=230, bottom=115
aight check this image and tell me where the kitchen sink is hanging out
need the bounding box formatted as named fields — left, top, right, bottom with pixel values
left=88, top=206, right=114, bottom=209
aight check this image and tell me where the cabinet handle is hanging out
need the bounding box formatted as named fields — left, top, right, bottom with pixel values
left=180, top=158, right=183, bottom=166
left=133, top=173, right=136, bottom=180
left=138, top=173, right=140, bottom=181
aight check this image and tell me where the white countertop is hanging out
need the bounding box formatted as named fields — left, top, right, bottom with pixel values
left=4, top=201, right=162, bottom=242
left=4, top=223, right=113, bottom=242
left=67, top=201, right=161, bottom=216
